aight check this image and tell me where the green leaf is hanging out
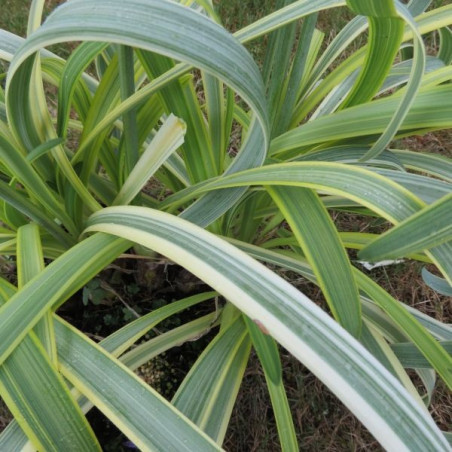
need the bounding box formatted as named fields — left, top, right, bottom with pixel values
left=0, top=311, right=219, bottom=452
left=57, top=41, right=108, bottom=137
left=0, top=276, right=100, bottom=451
left=0, top=334, right=101, bottom=452
left=137, top=52, right=217, bottom=183
left=391, top=341, right=452, bottom=369
left=0, top=421, right=29, bottom=452
left=173, top=316, right=250, bottom=444
left=393, top=149, right=452, bottom=182
left=243, top=316, right=281, bottom=384
left=359, top=3, right=426, bottom=160
left=102, top=291, right=217, bottom=357
left=117, top=45, right=139, bottom=181
left=421, top=267, right=452, bottom=297
left=275, top=12, right=319, bottom=135
left=17, top=224, right=56, bottom=361
left=235, top=0, right=346, bottom=43
left=0, top=132, right=78, bottom=239
left=7, top=0, right=269, bottom=145
left=224, top=239, right=452, bottom=390
left=268, top=186, right=361, bottom=336
left=373, top=168, right=451, bottom=205
left=344, top=0, right=404, bottom=108
left=6, top=0, right=271, bottom=225
left=85, top=206, right=449, bottom=450
left=113, top=114, right=186, bottom=206
left=119, top=313, right=219, bottom=370
left=0, top=178, right=74, bottom=247
left=360, top=322, right=424, bottom=404
left=359, top=193, right=452, bottom=261
left=0, top=233, right=130, bottom=366
left=243, top=316, right=299, bottom=451
left=162, top=161, right=451, bottom=283
left=162, top=162, right=424, bottom=223
left=356, top=272, right=452, bottom=389
left=438, top=26, right=452, bottom=65
left=55, top=317, right=221, bottom=451
left=271, top=86, right=452, bottom=159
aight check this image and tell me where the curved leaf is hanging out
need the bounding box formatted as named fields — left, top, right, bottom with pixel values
left=359, top=193, right=452, bottom=261
left=0, top=233, right=130, bottom=366
left=55, top=318, right=220, bottom=451
left=84, top=206, right=449, bottom=450
left=268, top=186, right=361, bottom=336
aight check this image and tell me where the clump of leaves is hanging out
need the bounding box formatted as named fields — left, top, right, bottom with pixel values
left=0, top=0, right=451, bottom=450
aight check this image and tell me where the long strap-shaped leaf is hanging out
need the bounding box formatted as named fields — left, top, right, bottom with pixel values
left=290, top=5, right=452, bottom=127
left=162, top=162, right=424, bottom=223
left=422, top=268, right=452, bottom=297
left=367, top=168, right=451, bottom=205
left=160, top=162, right=451, bottom=282
left=0, top=178, right=74, bottom=247
left=0, top=420, right=30, bottom=452
left=244, top=315, right=299, bottom=451
left=268, top=186, right=361, bottom=337
left=7, top=1, right=102, bottom=215
left=113, top=114, right=186, bottom=206
left=102, top=291, right=217, bottom=357
left=270, top=85, right=452, bottom=159
left=85, top=206, right=449, bottom=450
left=393, top=150, right=452, bottom=183
left=54, top=318, right=220, bottom=451
left=235, top=0, right=346, bottom=43
left=355, top=271, right=452, bottom=389
left=119, top=313, right=220, bottom=371
left=0, top=311, right=219, bottom=451
left=17, top=224, right=56, bottom=361
left=5, top=0, right=272, bottom=228
left=0, top=230, right=100, bottom=451
left=439, top=26, right=452, bottom=64
left=360, top=2, right=426, bottom=161
left=172, top=316, right=251, bottom=444
left=343, top=0, right=404, bottom=108
left=0, top=233, right=130, bottom=366
left=57, top=41, right=108, bottom=137
left=0, top=333, right=100, bottom=452
left=225, top=239, right=452, bottom=389
left=392, top=341, right=452, bottom=369
left=136, top=50, right=218, bottom=184
left=6, top=0, right=269, bottom=150
left=359, top=193, right=452, bottom=262
left=0, top=132, right=78, bottom=240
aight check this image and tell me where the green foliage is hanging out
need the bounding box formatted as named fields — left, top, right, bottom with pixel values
left=0, top=0, right=451, bottom=450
